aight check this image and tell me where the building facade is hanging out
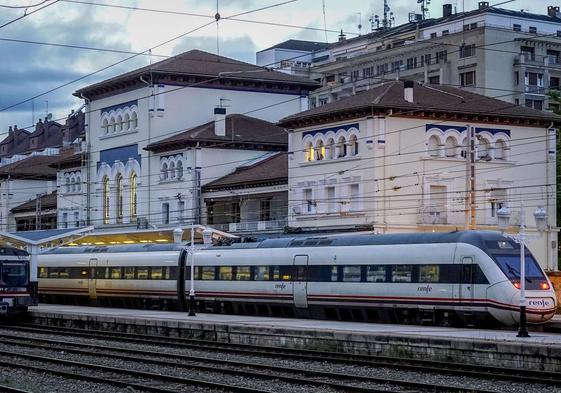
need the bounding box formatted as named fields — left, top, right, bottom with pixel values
left=73, top=49, right=317, bottom=229
left=280, top=80, right=559, bottom=270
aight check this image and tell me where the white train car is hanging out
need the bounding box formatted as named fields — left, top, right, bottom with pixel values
left=38, top=231, right=557, bottom=326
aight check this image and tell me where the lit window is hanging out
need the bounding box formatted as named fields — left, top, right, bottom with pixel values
left=129, top=172, right=137, bottom=222
left=131, top=111, right=138, bottom=128
left=103, top=176, right=110, bottom=224
left=116, top=174, right=124, bottom=223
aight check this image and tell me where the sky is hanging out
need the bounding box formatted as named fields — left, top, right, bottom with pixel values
left=0, top=0, right=550, bottom=134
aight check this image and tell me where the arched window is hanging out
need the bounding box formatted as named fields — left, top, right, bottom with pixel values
left=444, top=136, right=457, bottom=157
left=102, top=118, right=109, bottom=135
left=305, top=141, right=314, bottom=162
left=478, top=138, right=491, bottom=159
left=125, top=113, right=131, bottom=130
left=169, top=161, right=176, bottom=179
left=76, top=176, right=82, bottom=192
left=70, top=176, right=76, bottom=192
left=315, top=140, right=325, bottom=160
left=102, top=176, right=110, bottom=224
left=427, top=135, right=440, bottom=157
left=110, top=117, right=116, bottom=133
left=116, top=174, right=124, bottom=223
left=129, top=172, right=137, bottom=222
left=131, top=111, right=138, bottom=128
left=326, top=138, right=335, bottom=160
left=176, top=161, right=183, bottom=179
left=161, top=163, right=168, bottom=180
left=495, top=139, right=507, bottom=160
left=349, top=134, right=358, bottom=156
left=337, top=136, right=347, bottom=158
left=116, top=115, right=123, bottom=132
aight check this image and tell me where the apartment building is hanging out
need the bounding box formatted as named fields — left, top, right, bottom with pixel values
left=307, top=3, right=561, bottom=111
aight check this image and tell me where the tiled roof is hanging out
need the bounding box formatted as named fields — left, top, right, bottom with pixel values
left=0, top=155, right=60, bottom=179
left=258, top=39, right=329, bottom=53
left=202, top=152, right=287, bottom=192
left=11, top=191, right=57, bottom=213
left=75, top=49, right=318, bottom=98
left=145, top=114, right=287, bottom=153
left=279, top=81, right=561, bottom=126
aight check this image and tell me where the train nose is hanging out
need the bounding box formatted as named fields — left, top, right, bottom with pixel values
left=510, top=292, right=557, bottom=323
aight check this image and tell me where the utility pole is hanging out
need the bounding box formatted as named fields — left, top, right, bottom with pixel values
left=465, top=125, right=477, bottom=230
left=35, top=193, right=43, bottom=230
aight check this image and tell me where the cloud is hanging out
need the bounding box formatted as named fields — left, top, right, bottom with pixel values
left=172, top=34, right=257, bottom=64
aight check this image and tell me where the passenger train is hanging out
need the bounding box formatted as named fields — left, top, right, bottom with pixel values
left=0, top=246, right=32, bottom=316
left=38, top=231, right=557, bottom=326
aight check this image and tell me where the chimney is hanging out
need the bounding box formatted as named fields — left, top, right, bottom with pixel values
left=214, top=107, right=226, bottom=136
left=443, top=4, right=452, bottom=17
left=548, top=6, right=560, bottom=18
left=478, top=1, right=489, bottom=10
left=8, top=126, right=12, bottom=135
left=404, top=80, right=414, bottom=103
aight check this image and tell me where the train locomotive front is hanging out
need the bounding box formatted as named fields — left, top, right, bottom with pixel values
left=0, top=247, right=31, bottom=316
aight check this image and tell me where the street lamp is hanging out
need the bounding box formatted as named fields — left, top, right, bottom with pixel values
left=497, top=205, right=548, bottom=337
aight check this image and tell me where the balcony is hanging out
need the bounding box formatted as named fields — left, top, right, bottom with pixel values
left=525, top=85, right=546, bottom=95
left=210, top=218, right=287, bottom=233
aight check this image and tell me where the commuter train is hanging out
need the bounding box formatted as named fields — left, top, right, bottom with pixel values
left=37, top=231, right=557, bottom=326
left=0, top=246, right=32, bottom=317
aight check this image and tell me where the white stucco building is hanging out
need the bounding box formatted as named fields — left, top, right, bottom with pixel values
left=72, top=49, right=317, bottom=229
left=279, top=80, right=560, bottom=270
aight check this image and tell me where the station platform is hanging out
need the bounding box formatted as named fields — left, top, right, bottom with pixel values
left=26, top=304, right=561, bottom=371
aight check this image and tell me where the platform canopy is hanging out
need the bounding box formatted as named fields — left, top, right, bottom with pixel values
left=0, top=226, right=95, bottom=248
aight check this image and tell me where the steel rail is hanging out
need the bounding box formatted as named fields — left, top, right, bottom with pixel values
left=0, top=385, right=32, bottom=393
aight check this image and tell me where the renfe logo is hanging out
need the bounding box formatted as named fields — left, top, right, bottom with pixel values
left=417, top=284, right=432, bottom=293
left=528, top=298, right=553, bottom=308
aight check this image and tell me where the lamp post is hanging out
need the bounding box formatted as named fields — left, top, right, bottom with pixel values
left=497, top=205, right=548, bottom=337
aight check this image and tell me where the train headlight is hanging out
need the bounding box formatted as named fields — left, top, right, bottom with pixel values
left=540, top=282, right=550, bottom=290
left=513, top=281, right=521, bottom=289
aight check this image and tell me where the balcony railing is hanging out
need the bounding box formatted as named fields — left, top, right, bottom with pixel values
left=210, top=218, right=287, bottom=233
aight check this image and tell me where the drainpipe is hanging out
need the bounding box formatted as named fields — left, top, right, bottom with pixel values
left=140, top=75, right=153, bottom=224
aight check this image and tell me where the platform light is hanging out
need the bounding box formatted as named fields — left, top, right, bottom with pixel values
left=139, top=240, right=150, bottom=243
left=497, top=207, right=510, bottom=231
left=155, top=239, right=168, bottom=242
left=80, top=242, right=91, bottom=245
left=123, top=240, right=134, bottom=244
left=67, top=242, right=78, bottom=246
left=94, top=242, right=105, bottom=245
left=109, top=241, right=119, bottom=244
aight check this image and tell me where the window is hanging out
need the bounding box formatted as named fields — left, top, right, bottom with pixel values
left=436, top=50, right=447, bottom=63
left=406, top=57, right=417, bottom=69
left=116, top=174, right=124, bottom=223
left=459, top=44, right=476, bottom=58
left=201, top=266, right=215, bottom=280
left=253, top=266, right=269, bottom=281
left=513, top=24, right=521, bottom=31
left=315, top=140, right=325, bottom=160
left=219, top=266, right=232, bottom=280
left=477, top=137, right=491, bottom=159
left=337, top=136, right=347, bottom=157
left=110, top=267, right=121, bottom=279
left=161, top=163, right=168, bottom=180
left=131, top=111, right=138, bottom=128
left=427, top=135, right=440, bottom=157
left=547, top=50, right=559, bottom=65
left=116, top=115, right=122, bottom=132
left=76, top=176, right=81, bottom=192
left=363, top=66, right=374, bottom=77
left=428, top=75, right=440, bottom=84
left=366, top=265, right=386, bottom=282
left=176, top=161, right=183, bottom=179
left=326, top=186, right=336, bottom=213
left=419, top=265, right=439, bottom=282
left=430, top=32, right=437, bottom=38
left=550, top=77, right=560, bottom=89
left=525, top=72, right=543, bottom=87
left=162, top=203, right=169, bottom=224
left=318, top=96, right=328, bottom=106
left=342, top=266, right=361, bottom=282
left=470, top=23, right=477, bottom=29
left=391, top=60, right=403, bottom=72
left=442, top=30, right=449, bottom=36
left=102, top=118, right=109, bottom=134
left=110, top=117, right=116, bottom=133
left=168, top=161, right=175, bottom=179
left=444, top=136, right=457, bottom=157
left=330, top=265, right=338, bottom=281
left=463, top=24, right=469, bottom=31
left=460, top=71, right=476, bottom=87
left=392, top=265, right=412, bottom=283
left=231, top=202, right=240, bottom=223
left=349, top=134, right=358, bottom=156
left=124, top=114, right=130, bottom=130
left=525, top=99, right=543, bottom=110
left=103, top=176, right=110, bottom=224
left=529, top=26, right=537, bottom=34
left=136, top=267, right=149, bottom=279
left=495, top=140, right=507, bottom=160
left=521, top=46, right=535, bottom=61
left=558, top=30, right=561, bottom=38
left=429, top=184, right=447, bottom=218
left=423, top=54, right=431, bottom=66
left=129, top=173, right=137, bottom=222
left=124, top=267, right=135, bottom=279
left=489, top=188, right=507, bottom=217
left=74, top=211, right=79, bottom=227
left=62, top=213, right=68, bottom=229
left=65, top=177, right=70, bottom=193
left=515, top=71, right=519, bottom=85
left=303, top=188, right=315, bottom=214
left=177, top=200, right=185, bottom=223
left=260, top=199, right=271, bottom=221
left=150, top=267, right=163, bottom=280
left=349, top=183, right=360, bottom=211
left=326, top=138, right=335, bottom=159
left=305, top=141, right=314, bottom=162
left=235, top=266, right=251, bottom=281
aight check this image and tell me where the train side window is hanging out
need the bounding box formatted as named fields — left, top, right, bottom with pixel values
left=474, top=265, right=489, bottom=284
left=295, top=266, right=307, bottom=281
left=308, top=265, right=330, bottom=282
left=124, top=267, right=135, bottom=279
left=254, top=266, right=269, bottom=281
left=151, top=267, right=163, bottom=280
left=438, top=264, right=459, bottom=283
left=392, top=265, right=412, bottom=283
left=168, top=266, right=178, bottom=280
left=366, top=265, right=386, bottom=282
left=330, top=266, right=338, bottom=282
left=419, top=265, right=439, bottom=283
left=219, top=266, right=233, bottom=280
left=272, top=266, right=280, bottom=280
left=279, top=266, right=293, bottom=281
left=201, top=266, right=215, bottom=280
left=95, top=267, right=107, bottom=279
left=48, top=268, right=60, bottom=278
left=236, top=266, right=251, bottom=281
left=343, top=266, right=361, bottom=282
left=39, top=267, right=48, bottom=278
left=109, top=267, right=122, bottom=279
left=136, top=267, right=149, bottom=279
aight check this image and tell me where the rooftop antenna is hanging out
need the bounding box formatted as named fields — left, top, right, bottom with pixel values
left=418, top=0, right=431, bottom=20
left=322, top=0, right=328, bottom=42
left=215, top=0, right=221, bottom=57
left=357, top=12, right=362, bottom=35
left=370, top=0, right=394, bottom=31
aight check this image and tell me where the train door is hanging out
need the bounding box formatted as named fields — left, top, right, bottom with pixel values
left=88, top=258, right=98, bottom=302
left=293, top=255, right=308, bottom=308
left=460, top=257, right=475, bottom=304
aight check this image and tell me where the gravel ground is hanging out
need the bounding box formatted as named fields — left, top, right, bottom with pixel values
left=0, top=327, right=559, bottom=393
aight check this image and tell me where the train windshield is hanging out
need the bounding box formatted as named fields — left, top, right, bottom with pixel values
left=0, top=262, right=28, bottom=287
left=494, top=254, right=546, bottom=282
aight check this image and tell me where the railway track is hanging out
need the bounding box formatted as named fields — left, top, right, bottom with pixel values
left=0, top=385, right=31, bottom=393
left=5, top=323, right=560, bottom=388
